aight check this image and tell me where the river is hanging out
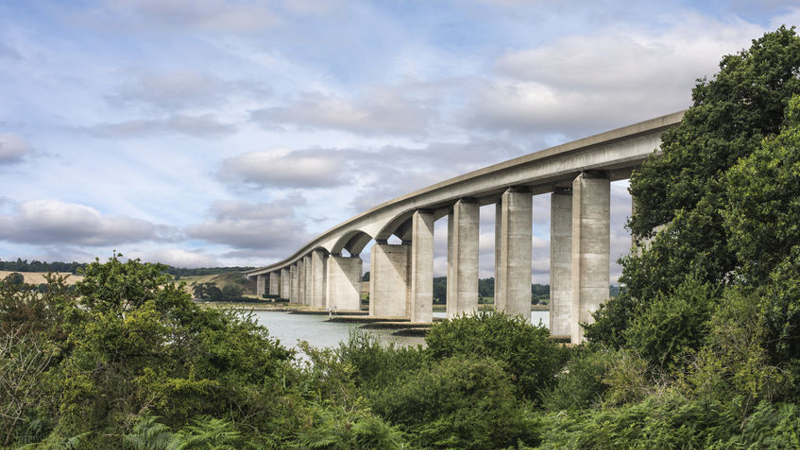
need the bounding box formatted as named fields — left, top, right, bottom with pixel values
left=251, top=310, right=550, bottom=350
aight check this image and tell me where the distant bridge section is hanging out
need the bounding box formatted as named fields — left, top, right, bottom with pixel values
left=246, top=111, right=684, bottom=342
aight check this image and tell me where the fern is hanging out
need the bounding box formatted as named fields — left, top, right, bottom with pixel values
left=123, top=415, right=174, bottom=450
left=57, top=431, right=91, bottom=450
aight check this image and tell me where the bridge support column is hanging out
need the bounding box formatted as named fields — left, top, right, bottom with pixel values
left=447, top=198, right=479, bottom=318
left=550, top=187, right=572, bottom=336
left=494, top=188, right=532, bottom=319
left=370, top=241, right=411, bottom=318
left=310, top=250, right=327, bottom=308
left=298, top=258, right=307, bottom=305
left=409, top=211, right=435, bottom=322
left=571, top=172, right=610, bottom=343
left=280, top=268, right=290, bottom=299
left=327, top=254, right=363, bottom=311
left=256, top=274, right=267, bottom=297
left=303, top=255, right=313, bottom=306
left=269, top=272, right=280, bottom=296
left=290, top=264, right=299, bottom=303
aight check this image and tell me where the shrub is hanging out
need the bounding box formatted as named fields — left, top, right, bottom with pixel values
left=373, top=356, right=541, bottom=449
left=542, top=348, right=613, bottom=411
left=425, top=311, right=567, bottom=403
left=623, top=276, right=717, bottom=372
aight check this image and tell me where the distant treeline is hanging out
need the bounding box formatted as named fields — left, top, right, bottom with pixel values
left=433, top=277, right=553, bottom=304
left=0, top=258, right=254, bottom=276
left=364, top=274, right=620, bottom=305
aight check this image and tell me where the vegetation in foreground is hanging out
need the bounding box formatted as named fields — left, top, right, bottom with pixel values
left=4, top=26, right=800, bottom=449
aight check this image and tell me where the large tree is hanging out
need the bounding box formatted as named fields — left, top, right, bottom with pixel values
left=587, top=26, right=800, bottom=347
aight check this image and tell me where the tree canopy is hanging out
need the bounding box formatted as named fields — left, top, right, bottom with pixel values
left=588, top=26, right=800, bottom=349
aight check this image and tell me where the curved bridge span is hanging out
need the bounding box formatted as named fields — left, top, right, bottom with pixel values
left=246, top=111, right=684, bottom=342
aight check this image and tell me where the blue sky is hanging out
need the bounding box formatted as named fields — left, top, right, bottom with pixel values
left=1, top=0, right=798, bottom=282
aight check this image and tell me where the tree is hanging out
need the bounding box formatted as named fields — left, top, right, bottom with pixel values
left=26, top=254, right=296, bottom=448
left=588, top=26, right=800, bottom=347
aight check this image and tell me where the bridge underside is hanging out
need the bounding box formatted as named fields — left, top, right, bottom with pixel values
left=247, top=111, right=684, bottom=343
left=253, top=171, right=611, bottom=343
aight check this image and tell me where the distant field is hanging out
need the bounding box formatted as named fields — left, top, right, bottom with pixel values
left=0, top=270, right=254, bottom=296
left=0, top=270, right=83, bottom=285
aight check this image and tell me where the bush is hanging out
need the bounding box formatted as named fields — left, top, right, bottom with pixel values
left=425, top=312, right=567, bottom=404
left=623, top=276, right=717, bottom=372
left=373, top=356, right=541, bottom=449
left=335, top=329, right=425, bottom=391
left=542, top=348, right=613, bottom=411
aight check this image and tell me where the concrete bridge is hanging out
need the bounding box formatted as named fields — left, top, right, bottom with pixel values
left=245, top=111, right=684, bottom=342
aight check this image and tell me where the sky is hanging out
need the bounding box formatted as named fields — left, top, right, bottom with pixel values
left=0, top=0, right=798, bottom=283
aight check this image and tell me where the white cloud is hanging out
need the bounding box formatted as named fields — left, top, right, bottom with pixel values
left=109, top=70, right=237, bottom=110
left=187, top=200, right=312, bottom=256
left=219, top=148, right=346, bottom=188
left=769, top=8, right=800, bottom=30
left=463, top=13, right=762, bottom=135
left=281, top=0, right=342, bottom=15
left=0, top=133, right=34, bottom=163
left=90, top=114, right=235, bottom=137
left=250, top=87, right=435, bottom=135
left=77, top=0, right=281, bottom=32
left=0, top=200, right=169, bottom=246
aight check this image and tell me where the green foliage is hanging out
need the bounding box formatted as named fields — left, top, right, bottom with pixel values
left=722, top=95, right=800, bottom=370
left=732, top=402, right=800, bottom=449
left=0, top=253, right=299, bottom=448
left=623, top=26, right=800, bottom=298
left=624, top=276, right=717, bottom=371
left=584, top=290, right=640, bottom=349
left=294, top=406, right=407, bottom=450
left=334, top=329, right=425, bottom=391
left=192, top=282, right=248, bottom=302
left=373, top=356, right=540, bottom=449
left=759, top=249, right=800, bottom=368
left=542, top=348, right=613, bottom=411
left=538, top=394, right=739, bottom=449
left=171, top=416, right=242, bottom=450
left=425, top=311, right=566, bottom=404
left=592, top=27, right=800, bottom=351
left=123, top=415, right=174, bottom=450
left=685, top=286, right=788, bottom=413
left=725, top=94, right=800, bottom=284
left=0, top=258, right=86, bottom=274
left=0, top=273, right=75, bottom=447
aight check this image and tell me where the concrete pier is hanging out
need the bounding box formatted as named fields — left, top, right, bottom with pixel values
left=571, top=172, right=610, bottom=342
left=494, top=188, right=533, bottom=319
left=290, top=264, right=299, bottom=303
left=269, top=272, right=280, bottom=296
left=280, top=268, right=290, bottom=299
left=550, top=188, right=573, bottom=336
left=410, top=210, right=435, bottom=323
left=303, top=255, right=312, bottom=305
left=297, top=258, right=306, bottom=305
left=370, top=242, right=411, bottom=317
left=256, top=274, right=266, bottom=297
left=310, top=249, right=327, bottom=308
left=326, top=255, right=363, bottom=310
left=447, top=198, right=479, bottom=318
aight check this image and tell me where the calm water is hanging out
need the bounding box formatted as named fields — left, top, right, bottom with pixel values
left=251, top=310, right=550, bottom=350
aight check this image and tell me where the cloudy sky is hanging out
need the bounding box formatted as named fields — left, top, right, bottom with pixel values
left=1, top=0, right=798, bottom=283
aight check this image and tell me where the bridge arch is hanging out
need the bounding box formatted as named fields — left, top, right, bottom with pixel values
left=332, top=230, right=373, bottom=255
